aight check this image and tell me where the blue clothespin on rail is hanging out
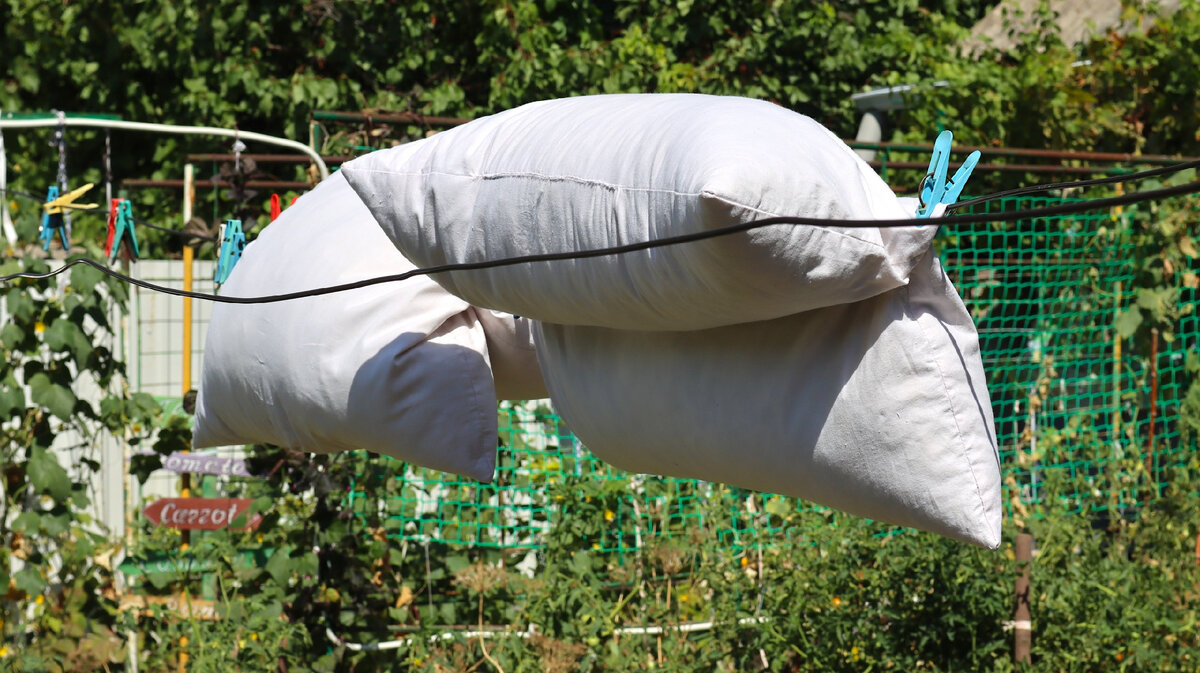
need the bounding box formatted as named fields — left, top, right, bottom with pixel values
left=40, top=186, right=69, bottom=251
left=40, top=183, right=97, bottom=250
left=214, top=219, right=245, bottom=286
left=915, top=130, right=981, bottom=219
left=105, top=199, right=140, bottom=265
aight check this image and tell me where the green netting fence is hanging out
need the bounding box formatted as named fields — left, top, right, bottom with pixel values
left=346, top=195, right=1200, bottom=551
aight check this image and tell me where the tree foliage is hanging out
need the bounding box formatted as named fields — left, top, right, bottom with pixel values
left=3, top=2, right=1200, bottom=671
left=3, top=0, right=1199, bottom=245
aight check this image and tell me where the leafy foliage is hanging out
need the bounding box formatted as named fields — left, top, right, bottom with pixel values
left=4, top=1, right=1200, bottom=671
left=0, top=253, right=167, bottom=672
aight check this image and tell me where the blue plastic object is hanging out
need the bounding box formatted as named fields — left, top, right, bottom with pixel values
left=915, top=130, right=981, bottom=219
left=39, top=186, right=69, bottom=251
left=214, top=219, right=246, bottom=286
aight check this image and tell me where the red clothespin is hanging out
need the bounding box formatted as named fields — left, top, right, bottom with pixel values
left=104, top=198, right=140, bottom=264
left=290, top=195, right=299, bottom=206
left=104, top=199, right=120, bottom=257
left=270, top=193, right=282, bottom=222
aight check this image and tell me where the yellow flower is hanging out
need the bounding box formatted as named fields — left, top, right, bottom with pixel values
left=250, top=633, right=258, bottom=641
left=0, top=645, right=8, bottom=657
left=592, top=543, right=601, bottom=550
left=180, top=543, right=190, bottom=552
left=740, top=557, right=749, bottom=567
left=35, top=594, right=44, bottom=605
left=604, top=510, right=615, bottom=522
left=34, top=321, right=45, bottom=334
left=832, top=597, right=842, bottom=607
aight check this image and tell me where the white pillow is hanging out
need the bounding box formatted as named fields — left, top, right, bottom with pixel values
left=340, top=94, right=934, bottom=331
left=533, top=250, right=1001, bottom=548
left=194, top=172, right=498, bottom=481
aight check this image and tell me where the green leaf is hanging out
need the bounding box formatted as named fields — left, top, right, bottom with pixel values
left=265, top=548, right=292, bottom=586
left=12, top=511, right=42, bottom=532
left=129, top=454, right=163, bottom=485
left=0, top=378, right=25, bottom=417
left=0, top=322, right=24, bottom=350
left=146, top=572, right=172, bottom=590
left=44, top=317, right=91, bottom=361
left=29, top=372, right=77, bottom=420
left=5, top=289, right=35, bottom=322
left=28, top=447, right=71, bottom=501
left=1114, top=306, right=1143, bottom=339
left=445, top=553, right=470, bottom=574
left=14, top=567, right=45, bottom=596
left=69, top=262, right=103, bottom=295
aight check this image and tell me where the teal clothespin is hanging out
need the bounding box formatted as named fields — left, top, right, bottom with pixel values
left=214, top=219, right=245, bottom=286
left=105, top=199, right=140, bottom=264
left=915, top=130, right=981, bottom=219
left=40, top=186, right=69, bottom=251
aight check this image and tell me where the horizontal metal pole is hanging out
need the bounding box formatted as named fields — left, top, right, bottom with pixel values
left=312, top=110, right=471, bottom=127
left=0, top=117, right=328, bottom=179
left=185, top=153, right=351, bottom=165
left=848, top=139, right=1198, bottom=166
left=122, top=179, right=311, bottom=189
left=1, top=111, right=121, bottom=121
left=868, top=160, right=1137, bottom=175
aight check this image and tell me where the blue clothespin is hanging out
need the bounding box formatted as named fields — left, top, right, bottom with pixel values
left=915, top=130, right=981, bottom=219
left=40, top=183, right=96, bottom=251
left=214, top=219, right=245, bottom=286
left=105, top=199, right=140, bottom=264
left=40, top=186, right=69, bottom=251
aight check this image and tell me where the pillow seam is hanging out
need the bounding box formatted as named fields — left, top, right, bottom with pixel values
left=345, top=167, right=883, bottom=248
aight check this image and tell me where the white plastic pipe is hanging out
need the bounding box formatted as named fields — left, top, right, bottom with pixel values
left=326, top=616, right=770, bottom=652
left=0, top=117, right=328, bottom=179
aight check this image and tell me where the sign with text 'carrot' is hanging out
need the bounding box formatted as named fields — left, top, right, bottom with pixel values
left=142, top=498, right=261, bottom=530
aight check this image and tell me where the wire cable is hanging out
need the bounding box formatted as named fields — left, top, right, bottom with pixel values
left=0, top=186, right=217, bottom=242
left=3, top=178, right=1198, bottom=304
left=947, top=158, right=1200, bottom=211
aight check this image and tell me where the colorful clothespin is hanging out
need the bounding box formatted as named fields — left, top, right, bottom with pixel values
left=104, top=198, right=140, bottom=265
left=41, top=183, right=97, bottom=251
left=214, top=219, right=245, bottom=286
left=270, top=193, right=282, bottom=222
left=43, top=182, right=97, bottom=215
left=40, top=186, right=68, bottom=251
left=915, top=131, right=981, bottom=219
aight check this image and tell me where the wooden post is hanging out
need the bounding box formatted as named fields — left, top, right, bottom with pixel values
left=1014, top=533, right=1033, bottom=665
left=1147, top=328, right=1159, bottom=488
left=1112, top=281, right=1122, bottom=447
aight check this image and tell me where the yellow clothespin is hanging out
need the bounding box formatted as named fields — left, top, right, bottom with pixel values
left=43, top=183, right=97, bottom=214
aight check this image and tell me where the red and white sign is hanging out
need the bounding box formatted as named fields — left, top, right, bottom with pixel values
left=142, top=498, right=261, bottom=531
